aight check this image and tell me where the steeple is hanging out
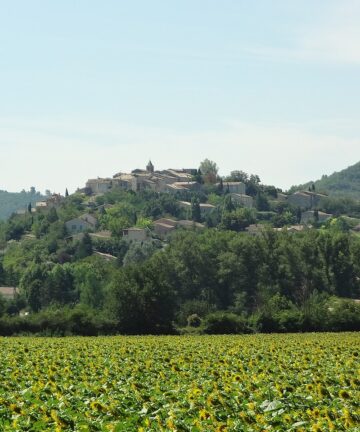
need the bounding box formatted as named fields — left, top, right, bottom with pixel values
left=146, top=160, right=154, bottom=173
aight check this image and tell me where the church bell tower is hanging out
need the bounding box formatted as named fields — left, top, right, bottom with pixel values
left=146, top=160, right=154, bottom=173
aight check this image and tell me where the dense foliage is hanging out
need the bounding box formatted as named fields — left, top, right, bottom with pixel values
left=0, top=334, right=358, bottom=431
left=0, top=169, right=360, bottom=335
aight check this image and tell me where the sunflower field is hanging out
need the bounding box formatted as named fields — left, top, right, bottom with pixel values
left=0, top=333, right=358, bottom=431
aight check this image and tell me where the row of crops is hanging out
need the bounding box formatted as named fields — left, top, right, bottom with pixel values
left=0, top=333, right=358, bottom=431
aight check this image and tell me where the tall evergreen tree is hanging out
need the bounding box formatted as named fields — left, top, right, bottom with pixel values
left=191, top=197, right=201, bottom=222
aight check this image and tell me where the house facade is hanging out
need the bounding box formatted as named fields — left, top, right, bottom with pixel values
left=178, top=201, right=216, bottom=216
left=122, top=228, right=149, bottom=242
left=221, top=182, right=246, bottom=194
left=230, top=193, right=254, bottom=208
left=301, top=210, right=332, bottom=224
left=154, top=222, right=176, bottom=239
left=287, top=191, right=327, bottom=210
left=86, top=178, right=113, bottom=194
left=65, top=213, right=98, bottom=234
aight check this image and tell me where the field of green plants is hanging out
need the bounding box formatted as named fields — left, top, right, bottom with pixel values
left=0, top=334, right=358, bottom=431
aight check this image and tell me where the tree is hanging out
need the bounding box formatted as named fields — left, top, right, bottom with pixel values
left=135, top=217, right=153, bottom=229
left=223, top=195, right=235, bottom=213
left=28, top=202, right=32, bottom=213
left=65, top=188, right=69, bottom=197
left=191, top=197, right=201, bottom=222
left=226, top=170, right=249, bottom=183
left=218, top=178, right=224, bottom=194
left=255, top=192, right=270, bottom=211
left=246, top=175, right=261, bottom=196
left=314, top=209, right=319, bottom=223
left=73, top=261, right=105, bottom=309
left=199, top=159, right=219, bottom=184
left=20, top=263, right=49, bottom=312
left=47, top=264, right=76, bottom=305
left=123, top=240, right=161, bottom=266
left=46, top=207, right=59, bottom=223
left=194, top=169, right=204, bottom=184
left=75, top=233, right=93, bottom=259
left=221, top=208, right=256, bottom=231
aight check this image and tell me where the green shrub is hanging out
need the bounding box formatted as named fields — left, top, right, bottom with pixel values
left=203, top=311, right=248, bottom=334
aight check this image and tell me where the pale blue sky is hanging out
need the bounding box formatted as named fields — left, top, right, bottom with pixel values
left=1, top=0, right=360, bottom=193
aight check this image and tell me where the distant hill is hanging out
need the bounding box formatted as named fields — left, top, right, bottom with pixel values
left=289, top=161, right=360, bottom=199
left=0, top=189, right=44, bottom=220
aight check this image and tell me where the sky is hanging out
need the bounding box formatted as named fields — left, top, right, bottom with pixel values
left=1, top=0, right=360, bottom=194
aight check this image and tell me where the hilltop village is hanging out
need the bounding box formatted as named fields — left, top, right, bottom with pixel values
left=13, top=159, right=360, bottom=247
left=1, top=159, right=360, bottom=335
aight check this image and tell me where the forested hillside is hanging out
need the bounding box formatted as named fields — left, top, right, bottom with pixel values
left=290, top=161, right=360, bottom=199
left=0, top=189, right=44, bottom=220
left=0, top=172, right=359, bottom=335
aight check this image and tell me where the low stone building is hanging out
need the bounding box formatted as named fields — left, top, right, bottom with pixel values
left=178, top=201, right=216, bottom=216
left=153, top=219, right=177, bottom=239
left=287, top=191, right=327, bottom=210
left=122, top=227, right=149, bottom=242
left=153, top=218, right=205, bottom=238
left=65, top=213, right=98, bottom=234
left=301, top=210, right=332, bottom=224
left=86, top=178, right=113, bottom=194
left=35, top=201, right=48, bottom=210
left=220, top=182, right=246, bottom=194
left=230, top=193, right=253, bottom=208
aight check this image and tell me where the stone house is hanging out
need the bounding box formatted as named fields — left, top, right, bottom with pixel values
left=230, top=193, right=253, bottom=208
left=86, top=178, right=113, bottom=194
left=287, top=191, right=327, bottom=210
left=178, top=201, right=216, bottom=216
left=122, top=227, right=149, bottom=242
left=35, top=201, right=48, bottom=210
left=153, top=218, right=205, bottom=238
left=65, top=214, right=98, bottom=234
left=153, top=219, right=177, bottom=239
left=221, top=182, right=246, bottom=194
left=301, top=210, right=332, bottom=224
left=35, top=194, right=63, bottom=210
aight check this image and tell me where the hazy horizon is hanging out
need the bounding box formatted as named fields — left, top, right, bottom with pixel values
left=1, top=1, right=360, bottom=194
